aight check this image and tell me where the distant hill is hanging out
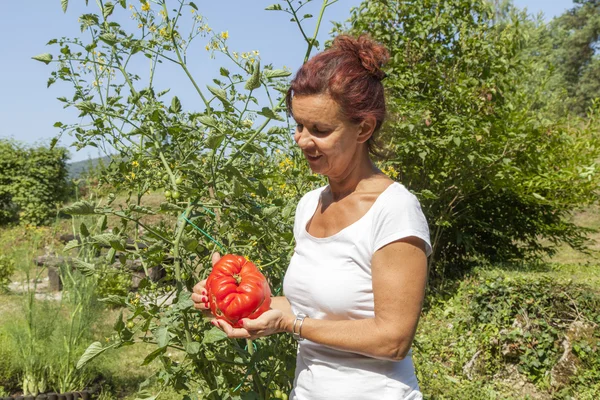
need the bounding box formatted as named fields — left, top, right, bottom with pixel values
left=67, top=155, right=113, bottom=178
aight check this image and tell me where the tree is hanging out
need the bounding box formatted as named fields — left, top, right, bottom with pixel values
left=553, top=0, right=600, bottom=115
left=340, top=0, right=600, bottom=278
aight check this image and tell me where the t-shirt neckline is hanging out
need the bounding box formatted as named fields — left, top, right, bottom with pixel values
left=303, top=182, right=399, bottom=242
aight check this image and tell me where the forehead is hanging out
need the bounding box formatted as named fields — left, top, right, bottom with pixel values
left=291, top=94, right=344, bottom=123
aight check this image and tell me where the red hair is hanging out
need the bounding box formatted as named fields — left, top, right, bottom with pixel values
left=286, top=35, right=390, bottom=151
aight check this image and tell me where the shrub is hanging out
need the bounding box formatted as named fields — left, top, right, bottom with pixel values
left=0, top=255, right=15, bottom=292
left=0, top=139, right=70, bottom=226
left=341, top=0, right=600, bottom=277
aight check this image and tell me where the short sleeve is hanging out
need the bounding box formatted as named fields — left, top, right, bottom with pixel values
left=371, top=185, right=432, bottom=256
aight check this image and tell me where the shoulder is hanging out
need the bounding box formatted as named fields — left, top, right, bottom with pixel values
left=297, top=185, right=327, bottom=211
left=371, top=182, right=432, bottom=255
left=377, top=182, right=422, bottom=210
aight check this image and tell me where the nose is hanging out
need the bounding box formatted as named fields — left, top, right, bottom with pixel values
left=294, top=126, right=313, bottom=150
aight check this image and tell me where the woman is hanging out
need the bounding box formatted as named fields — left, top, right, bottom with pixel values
left=192, top=34, right=431, bottom=399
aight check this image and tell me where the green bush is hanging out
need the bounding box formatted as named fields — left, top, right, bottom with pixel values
left=0, top=255, right=15, bottom=292
left=414, top=270, right=600, bottom=398
left=341, top=0, right=600, bottom=277
left=0, top=139, right=70, bottom=226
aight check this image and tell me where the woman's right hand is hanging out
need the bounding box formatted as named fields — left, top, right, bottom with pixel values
left=191, top=252, right=221, bottom=318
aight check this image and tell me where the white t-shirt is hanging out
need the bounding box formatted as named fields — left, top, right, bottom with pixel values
left=283, top=182, right=431, bottom=400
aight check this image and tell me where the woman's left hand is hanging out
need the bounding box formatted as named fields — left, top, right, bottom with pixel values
left=212, top=309, right=290, bottom=340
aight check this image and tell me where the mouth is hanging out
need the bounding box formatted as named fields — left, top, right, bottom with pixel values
left=304, top=153, right=322, bottom=162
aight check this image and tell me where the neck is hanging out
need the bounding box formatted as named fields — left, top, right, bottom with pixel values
left=327, top=148, right=379, bottom=201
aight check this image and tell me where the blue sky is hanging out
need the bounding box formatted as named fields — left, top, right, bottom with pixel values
left=0, top=0, right=574, bottom=162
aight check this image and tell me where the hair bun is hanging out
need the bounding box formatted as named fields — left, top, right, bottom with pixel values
left=332, top=34, right=390, bottom=80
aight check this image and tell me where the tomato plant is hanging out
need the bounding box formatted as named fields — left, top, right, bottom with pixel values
left=42, top=0, right=329, bottom=398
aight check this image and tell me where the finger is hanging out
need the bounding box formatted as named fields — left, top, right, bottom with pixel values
left=211, top=252, right=221, bottom=266
left=192, top=280, right=207, bottom=295
left=217, top=319, right=250, bottom=339
left=191, top=292, right=208, bottom=305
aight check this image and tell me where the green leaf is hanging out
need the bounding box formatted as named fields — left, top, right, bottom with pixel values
left=170, top=96, right=182, bottom=113
left=257, top=107, right=285, bottom=121
left=77, top=342, right=107, bottom=369
left=50, top=137, right=59, bottom=150
left=93, top=233, right=125, bottom=251
left=62, top=200, right=96, bottom=215
left=129, top=204, right=156, bottom=215
left=103, top=2, right=115, bottom=19
left=265, top=4, right=282, bottom=11
left=189, top=2, right=198, bottom=11
left=73, top=258, right=96, bottom=277
left=264, top=69, right=291, bottom=79
left=61, top=0, right=68, bottom=13
left=106, top=247, right=116, bottom=264
left=155, top=326, right=170, bottom=348
left=159, top=202, right=184, bottom=213
left=245, top=61, right=261, bottom=91
left=114, top=311, right=125, bottom=331
left=185, top=341, right=200, bottom=355
left=219, top=67, right=230, bottom=77
left=119, top=0, right=126, bottom=8
left=197, top=115, right=218, bottom=128
left=80, top=222, right=90, bottom=238
left=202, top=327, right=228, bottom=344
left=97, top=215, right=108, bottom=232
left=206, top=133, right=226, bottom=150
left=32, top=53, right=53, bottom=65
left=207, top=85, right=229, bottom=105
left=63, top=240, right=80, bottom=252
left=141, top=347, right=166, bottom=366
left=99, top=33, right=117, bottom=46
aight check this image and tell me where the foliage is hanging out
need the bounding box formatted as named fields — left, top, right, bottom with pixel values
left=0, top=255, right=15, bottom=292
left=39, top=0, right=331, bottom=397
left=340, top=0, right=600, bottom=277
left=9, top=261, right=100, bottom=395
left=414, top=268, right=600, bottom=398
left=0, top=139, right=71, bottom=226
left=551, top=0, right=600, bottom=116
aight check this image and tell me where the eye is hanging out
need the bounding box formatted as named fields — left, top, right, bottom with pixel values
left=295, top=123, right=304, bottom=132
left=312, top=126, right=331, bottom=135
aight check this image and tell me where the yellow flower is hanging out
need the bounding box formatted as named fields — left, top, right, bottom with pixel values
left=129, top=4, right=133, bottom=9
left=141, top=2, right=150, bottom=12
left=253, top=50, right=260, bottom=56
left=132, top=161, right=139, bottom=167
left=149, top=25, right=156, bottom=32
left=221, top=31, right=229, bottom=40
left=232, top=51, right=238, bottom=59
left=138, top=23, right=143, bottom=28
left=205, top=44, right=210, bottom=51
left=130, top=172, right=136, bottom=179
left=159, top=27, right=168, bottom=37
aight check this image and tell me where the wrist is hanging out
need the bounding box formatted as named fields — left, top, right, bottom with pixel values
left=279, top=313, right=295, bottom=334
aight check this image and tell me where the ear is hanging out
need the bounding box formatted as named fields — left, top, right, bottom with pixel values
left=356, top=116, right=377, bottom=144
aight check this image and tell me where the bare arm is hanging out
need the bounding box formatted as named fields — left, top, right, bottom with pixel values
left=219, top=236, right=428, bottom=361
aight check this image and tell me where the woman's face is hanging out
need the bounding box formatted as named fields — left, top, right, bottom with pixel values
left=291, top=94, right=368, bottom=179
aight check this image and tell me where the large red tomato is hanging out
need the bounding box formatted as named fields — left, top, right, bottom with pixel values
left=206, top=254, right=271, bottom=327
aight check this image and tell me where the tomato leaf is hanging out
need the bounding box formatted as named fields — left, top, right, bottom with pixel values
left=73, top=258, right=96, bottom=277
left=77, top=341, right=109, bottom=369
left=32, top=53, right=53, bottom=65
left=202, top=327, right=228, bottom=344
left=185, top=341, right=201, bottom=355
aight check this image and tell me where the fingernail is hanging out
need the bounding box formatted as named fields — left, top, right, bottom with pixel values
left=200, top=296, right=207, bottom=302
left=204, top=302, right=209, bottom=308
left=201, top=290, right=207, bottom=295
left=211, top=320, right=218, bottom=326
